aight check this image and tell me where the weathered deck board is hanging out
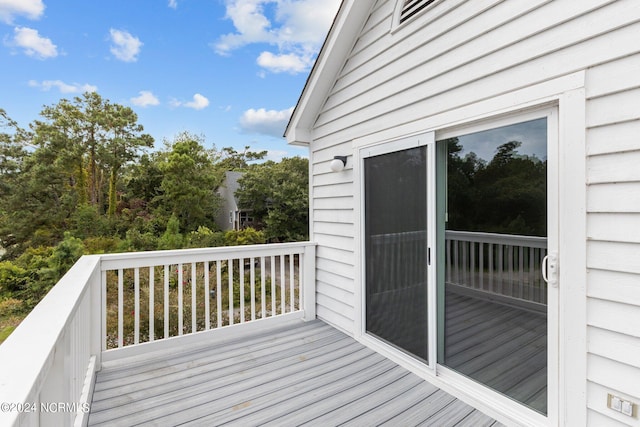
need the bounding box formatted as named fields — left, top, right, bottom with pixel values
left=89, top=319, right=499, bottom=426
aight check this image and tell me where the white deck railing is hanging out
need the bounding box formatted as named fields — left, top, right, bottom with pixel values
left=369, top=230, right=547, bottom=305
left=445, top=230, right=547, bottom=304
left=0, top=242, right=316, bottom=427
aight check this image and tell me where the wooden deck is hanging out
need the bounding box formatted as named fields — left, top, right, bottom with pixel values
left=89, top=319, right=501, bottom=426
left=443, top=287, right=547, bottom=414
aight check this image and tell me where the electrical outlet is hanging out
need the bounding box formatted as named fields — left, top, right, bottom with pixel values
left=622, top=401, right=634, bottom=417
left=611, top=396, right=622, bottom=411
left=608, top=393, right=637, bottom=418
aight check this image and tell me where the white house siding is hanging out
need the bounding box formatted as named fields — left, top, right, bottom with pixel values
left=585, top=52, right=640, bottom=426
left=309, top=1, right=640, bottom=424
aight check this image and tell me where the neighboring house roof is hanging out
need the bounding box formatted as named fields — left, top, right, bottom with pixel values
left=284, top=1, right=374, bottom=146
left=224, top=171, right=244, bottom=207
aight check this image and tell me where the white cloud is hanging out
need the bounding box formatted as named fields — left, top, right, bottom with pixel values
left=168, top=0, right=178, bottom=9
left=109, top=29, right=142, bottom=62
left=171, top=93, right=210, bottom=110
left=185, top=93, right=209, bottom=109
left=257, top=51, right=311, bottom=74
left=131, top=90, right=160, bottom=107
left=9, top=26, right=57, bottom=59
left=214, top=0, right=341, bottom=74
left=214, top=0, right=274, bottom=55
left=239, top=106, right=293, bottom=137
left=0, top=0, right=44, bottom=24
left=29, top=79, right=97, bottom=94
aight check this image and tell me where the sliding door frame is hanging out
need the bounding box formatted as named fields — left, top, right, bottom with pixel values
left=351, top=72, right=586, bottom=427
left=435, top=105, right=559, bottom=423
left=356, top=132, right=438, bottom=370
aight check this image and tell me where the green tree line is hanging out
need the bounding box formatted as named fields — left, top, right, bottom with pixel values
left=0, top=92, right=308, bottom=339
left=445, top=138, right=547, bottom=236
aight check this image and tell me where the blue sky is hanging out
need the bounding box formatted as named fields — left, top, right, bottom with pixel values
left=0, top=0, right=341, bottom=160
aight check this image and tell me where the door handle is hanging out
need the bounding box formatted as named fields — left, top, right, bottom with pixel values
left=542, top=252, right=558, bottom=287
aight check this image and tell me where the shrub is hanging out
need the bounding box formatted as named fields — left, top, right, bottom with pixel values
left=123, top=229, right=158, bottom=252
left=0, top=298, right=24, bottom=316
left=70, top=204, right=110, bottom=239
left=187, top=226, right=224, bottom=248
left=158, top=215, right=184, bottom=250
left=224, top=227, right=266, bottom=246
left=83, top=236, right=122, bottom=254
left=0, top=262, right=28, bottom=295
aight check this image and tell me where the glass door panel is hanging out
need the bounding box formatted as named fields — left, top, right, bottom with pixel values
left=437, top=118, right=549, bottom=414
left=364, top=146, right=429, bottom=362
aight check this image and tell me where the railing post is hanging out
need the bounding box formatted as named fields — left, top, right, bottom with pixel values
left=90, top=258, right=102, bottom=369
left=38, top=330, right=68, bottom=426
left=302, top=244, right=316, bottom=321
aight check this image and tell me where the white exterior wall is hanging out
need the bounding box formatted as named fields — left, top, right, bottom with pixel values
left=585, top=54, right=640, bottom=426
left=308, top=0, right=640, bottom=425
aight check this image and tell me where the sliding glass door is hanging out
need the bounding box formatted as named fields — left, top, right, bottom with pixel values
left=361, top=110, right=557, bottom=417
left=437, top=117, right=551, bottom=415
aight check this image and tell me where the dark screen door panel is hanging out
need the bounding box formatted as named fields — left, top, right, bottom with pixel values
left=365, top=146, right=428, bottom=361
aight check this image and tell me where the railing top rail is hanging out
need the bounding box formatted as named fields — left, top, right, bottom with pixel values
left=370, top=231, right=427, bottom=242
left=0, top=255, right=101, bottom=424
left=99, top=241, right=317, bottom=271
left=445, top=230, right=547, bottom=248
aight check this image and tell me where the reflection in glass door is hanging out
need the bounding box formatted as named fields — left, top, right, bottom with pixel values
left=437, top=118, right=549, bottom=414
left=364, top=146, right=429, bottom=362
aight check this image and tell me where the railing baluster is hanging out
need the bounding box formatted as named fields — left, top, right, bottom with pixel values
left=488, top=243, right=494, bottom=293
left=178, top=263, right=183, bottom=335
left=149, top=267, right=154, bottom=342
left=518, top=246, right=524, bottom=299
left=498, top=244, right=504, bottom=295
left=270, top=255, right=276, bottom=317
left=299, top=252, right=304, bottom=312
left=453, top=240, right=459, bottom=284
left=134, top=268, right=140, bottom=345
left=529, top=248, right=535, bottom=302
left=191, top=262, right=197, bottom=333
left=240, top=258, right=245, bottom=323
left=229, top=259, right=234, bottom=326
left=250, top=257, right=256, bottom=321
left=204, top=261, right=210, bottom=330
left=163, top=265, right=169, bottom=339
left=280, top=255, right=286, bottom=314
left=479, top=243, right=484, bottom=291
left=462, top=240, right=468, bottom=286
left=470, top=241, right=476, bottom=288
left=102, top=270, right=107, bottom=351
left=118, top=269, right=123, bottom=348
left=216, top=261, right=222, bottom=328
left=289, top=254, right=295, bottom=312
left=261, top=257, right=266, bottom=318
left=508, top=245, right=514, bottom=296
left=446, top=239, right=451, bottom=283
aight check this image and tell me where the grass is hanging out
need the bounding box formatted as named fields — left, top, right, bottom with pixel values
left=0, top=325, right=17, bottom=344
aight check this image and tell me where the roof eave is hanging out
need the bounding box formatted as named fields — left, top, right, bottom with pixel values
left=284, top=0, right=374, bottom=146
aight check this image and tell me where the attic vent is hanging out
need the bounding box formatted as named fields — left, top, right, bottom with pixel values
left=399, top=0, right=437, bottom=24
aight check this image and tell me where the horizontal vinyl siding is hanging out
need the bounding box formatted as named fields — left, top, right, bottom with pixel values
left=586, top=51, right=640, bottom=425
left=314, top=0, right=640, bottom=148
left=587, top=382, right=640, bottom=427
left=308, top=3, right=640, bottom=419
